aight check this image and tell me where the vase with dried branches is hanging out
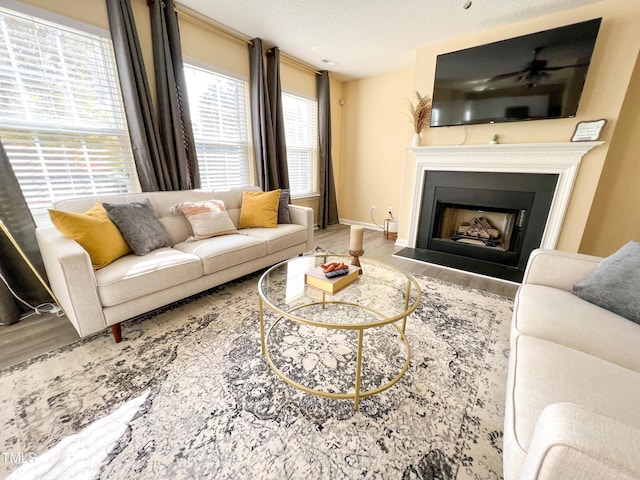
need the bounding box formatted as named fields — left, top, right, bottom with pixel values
left=408, top=91, right=432, bottom=147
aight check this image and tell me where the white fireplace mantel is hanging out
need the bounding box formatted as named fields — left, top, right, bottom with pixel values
left=407, top=141, right=603, bottom=250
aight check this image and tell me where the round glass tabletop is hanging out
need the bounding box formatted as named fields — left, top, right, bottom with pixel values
left=258, top=254, right=421, bottom=329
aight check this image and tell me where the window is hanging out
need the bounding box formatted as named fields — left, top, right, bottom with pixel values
left=183, top=64, right=254, bottom=190
left=0, top=7, right=140, bottom=214
left=282, top=93, right=318, bottom=196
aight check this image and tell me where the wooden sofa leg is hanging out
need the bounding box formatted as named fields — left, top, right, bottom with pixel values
left=111, top=323, right=122, bottom=343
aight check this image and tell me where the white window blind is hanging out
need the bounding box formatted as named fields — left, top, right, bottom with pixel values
left=282, top=92, right=318, bottom=196
left=0, top=7, right=140, bottom=213
left=184, top=64, right=254, bottom=190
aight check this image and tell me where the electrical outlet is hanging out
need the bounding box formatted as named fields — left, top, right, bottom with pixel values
left=387, top=207, right=393, bottom=216
left=371, top=204, right=376, bottom=212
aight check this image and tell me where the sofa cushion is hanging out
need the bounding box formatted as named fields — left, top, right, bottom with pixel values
left=48, top=203, right=131, bottom=270
left=170, top=199, right=238, bottom=241
left=277, top=189, right=292, bottom=224
left=514, top=284, right=640, bottom=373
left=103, top=199, right=173, bottom=255
left=241, top=224, right=308, bottom=255
left=94, top=248, right=203, bottom=307
left=239, top=190, right=280, bottom=228
left=173, top=234, right=267, bottom=275
left=509, top=335, right=640, bottom=458
left=573, top=241, right=640, bottom=325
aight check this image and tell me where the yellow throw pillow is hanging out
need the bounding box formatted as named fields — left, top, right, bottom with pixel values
left=239, top=190, right=281, bottom=229
left=49, top=203, right=131, bottom=270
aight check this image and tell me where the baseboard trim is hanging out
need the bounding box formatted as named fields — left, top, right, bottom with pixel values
left=339, top=219, right=382, bottom=231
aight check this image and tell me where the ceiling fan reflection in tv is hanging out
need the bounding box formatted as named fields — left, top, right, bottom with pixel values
left=489, top=46, right=591, bottom=89
left=431, top=18, right=602, bottom=127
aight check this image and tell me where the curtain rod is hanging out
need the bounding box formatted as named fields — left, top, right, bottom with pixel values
left=174, top=4, right=321, bottom=76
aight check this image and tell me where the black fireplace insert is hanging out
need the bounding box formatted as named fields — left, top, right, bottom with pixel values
left=396, top=171, right=558, bottom=282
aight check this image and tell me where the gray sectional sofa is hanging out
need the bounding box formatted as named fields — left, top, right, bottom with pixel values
left=504, top=248, right=640, bottom=479
left=36, top=186, right=313, bottom=342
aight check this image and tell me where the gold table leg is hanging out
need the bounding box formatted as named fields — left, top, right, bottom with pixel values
left=259, top=295, right=266, bottom=355
left=354, top=329, right=364, bottom=410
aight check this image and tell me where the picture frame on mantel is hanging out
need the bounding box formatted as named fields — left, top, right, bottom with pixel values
left=571, top=119, right=607, bottom=142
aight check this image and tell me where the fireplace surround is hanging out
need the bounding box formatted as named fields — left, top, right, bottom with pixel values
left=396, top=142, right=602, bottom=282
left=414, top=171, right=557, bottom=281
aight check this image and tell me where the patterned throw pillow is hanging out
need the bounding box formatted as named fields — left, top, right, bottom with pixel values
left=170, top=200, right=238, bottom=241
left=48, top=203, right=131, bottom=270
left=103, top=199, right=172, bottom=256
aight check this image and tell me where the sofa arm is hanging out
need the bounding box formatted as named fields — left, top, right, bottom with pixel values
left=521, top=249, right=602, bottom=292
left=288, top=204, right=314, bottom=252
left=36, top=227, right=106, bottom=337
left=520, top=403, right=640, bottom=480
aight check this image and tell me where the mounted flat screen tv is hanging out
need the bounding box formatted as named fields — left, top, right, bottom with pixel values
left=430, top=18, right=602, bottom=127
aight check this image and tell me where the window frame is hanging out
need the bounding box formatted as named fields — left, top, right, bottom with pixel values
left=281, top=90, right=319, bottom=199
left=0, top=1, right=141, bottom=222
left=182, top=57, right=255, bottom=192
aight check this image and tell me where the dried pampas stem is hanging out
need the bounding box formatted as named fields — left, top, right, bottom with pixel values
left=408, top=91, right=432, bottom=134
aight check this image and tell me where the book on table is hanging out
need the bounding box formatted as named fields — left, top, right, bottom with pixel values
left=305, top=264, right=361, bottom=294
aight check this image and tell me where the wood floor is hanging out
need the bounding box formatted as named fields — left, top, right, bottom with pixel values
left=0, top=224, right=517, bottom=370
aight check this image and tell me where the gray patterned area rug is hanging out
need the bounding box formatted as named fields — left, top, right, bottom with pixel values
left=0, top=268, right=513, bottom=480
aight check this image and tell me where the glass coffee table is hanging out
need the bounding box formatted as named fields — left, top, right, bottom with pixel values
left=258, top=254, right=421, bottom=410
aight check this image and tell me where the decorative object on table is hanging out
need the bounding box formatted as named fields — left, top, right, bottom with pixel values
left=490, top=133, right=499, bottom=144
left=319, top=261, right=349, bottom=275
left=348, top=249, right=364, bottom=273
left=383, top=211, right=398, bottom=241
left=571, top=119, right=607, bottom=142
left=349, top=225, right=364, bottom=273
left=408, top=91, right=432, bottom=147
left=305, top=263, right=361, bottom=294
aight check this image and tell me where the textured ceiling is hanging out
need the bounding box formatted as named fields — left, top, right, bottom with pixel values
left=177, top=0, right=603, bottom=79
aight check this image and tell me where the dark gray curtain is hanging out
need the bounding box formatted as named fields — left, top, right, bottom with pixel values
left=318, top=71, right=339, bottom=228
left=266, top=47, right=289, bottom=190
left=249, top=39, right=289, bottom=191
left=149, top=0, right=200, bottom=190
left=106, top=0, right=168, bottom=191
left=249, top=38, right=274, bottom=190
left=0, top=140, right=51, bottom=324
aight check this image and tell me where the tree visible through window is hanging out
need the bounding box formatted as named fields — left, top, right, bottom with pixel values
left=183, top=64, right=254, bottom=190
left=0, top=7, right=140, bottom=213
left=282, top=92, right=318, bottom=196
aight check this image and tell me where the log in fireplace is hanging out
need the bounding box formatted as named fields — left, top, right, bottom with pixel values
left=398, top=171, right=558, bottom=282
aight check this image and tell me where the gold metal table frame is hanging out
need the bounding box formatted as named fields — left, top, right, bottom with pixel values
left=258, top=255, right=421, bottom=410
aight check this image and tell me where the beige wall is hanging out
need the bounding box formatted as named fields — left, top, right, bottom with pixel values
left=339, top=69, right=414, bottom=226
left=581, top=51, right=640, bottom=256
left=339, top=0, right=640, bottom=254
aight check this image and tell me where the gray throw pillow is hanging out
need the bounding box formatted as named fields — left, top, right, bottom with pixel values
left=277, top=189, right=292, bottom=224
left=572, top=241, right=640, bottom=324
left=103, top=199, right=172, bottom=256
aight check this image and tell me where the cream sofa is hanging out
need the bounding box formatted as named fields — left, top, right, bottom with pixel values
left=503, top=249, right=640, bottom=480
left=36, top=187, right=313, bottom=343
